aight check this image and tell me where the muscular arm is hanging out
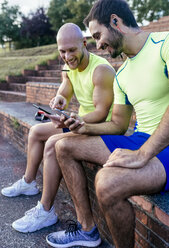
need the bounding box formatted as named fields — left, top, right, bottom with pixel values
left=139, top=105, right=169, bottom=160
left=65, top=103, right=133, bottom=135
left=56, top=69, right=74, bottom=109
left=82, top=64, right=115, bottom=123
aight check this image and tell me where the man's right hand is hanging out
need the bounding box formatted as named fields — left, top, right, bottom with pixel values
left=63, top=113, right=86, bottom=134
left=49, top=95, right=67, bottom=110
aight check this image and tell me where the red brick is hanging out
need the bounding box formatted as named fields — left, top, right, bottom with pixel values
left=131, top=196, right=152, bottom=213
left=135, top=219, right=148, bottom=239
left=134, top=207, right=148, bottom=225
left=147, top=216, right=169, bottom=243
left=154, top=207, right=169, bottom=227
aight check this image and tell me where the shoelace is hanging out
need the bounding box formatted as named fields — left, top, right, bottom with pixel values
left=13, top=179, right=23, bottom=189
left=25, top=205, right=40, bottom=217
left=65, top=220, right=80, bottom=236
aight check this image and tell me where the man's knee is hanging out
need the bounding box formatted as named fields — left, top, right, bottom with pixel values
left=95, top=168, right=124, bottom=207
left=45, top=134, right=66, bottom=157
left=55, top=138, right=73, bottom=162
left=29, top=124, right=42, bottom=141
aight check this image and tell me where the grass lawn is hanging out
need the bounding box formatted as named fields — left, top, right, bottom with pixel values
left=0, top=43, right=58, bottom=81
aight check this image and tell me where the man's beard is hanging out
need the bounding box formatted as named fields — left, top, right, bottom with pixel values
left=107, top=25, right=123, bottom=58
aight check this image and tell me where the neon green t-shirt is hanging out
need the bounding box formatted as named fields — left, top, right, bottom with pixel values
left=114, top=32, right=169, bottom=135
left=67, top=52, right=113, bottom=121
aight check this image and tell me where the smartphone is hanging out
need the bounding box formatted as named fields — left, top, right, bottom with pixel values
left=33, top=104, right=52, bottom=114
left=54, top=108, right=70, bottom=119
left=33, top=104, right=70, bottom=119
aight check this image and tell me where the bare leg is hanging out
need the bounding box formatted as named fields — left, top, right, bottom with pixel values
left=55, top=135, right=111, bottom=231
left=41, top=132, right=78, bottom=211
left=24, top=122, right=61, bottom=183
left=95, top=157, right=166, bottom=248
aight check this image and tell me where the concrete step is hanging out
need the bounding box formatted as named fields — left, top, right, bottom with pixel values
left=0, top=90, right=26, bottom=102
left=37, top=70, right=61, bottom=78
left=8, top=83, right=26, bottom=92
left=25, top=76, right=61, bottom=83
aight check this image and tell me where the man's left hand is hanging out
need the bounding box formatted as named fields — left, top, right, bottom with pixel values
left=103, top=149, right=149, bottom=169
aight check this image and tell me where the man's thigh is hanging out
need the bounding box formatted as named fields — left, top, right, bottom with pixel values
left=99, top=156, right=167, bottom=197
left=57, top=135, right=111, bottom=166
left=32, top=122, right=62, bottom=141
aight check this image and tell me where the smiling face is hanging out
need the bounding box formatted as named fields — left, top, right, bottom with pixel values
left=57, top=35, right=85, bottom=70
left=89, top=19, right=123, bottom=58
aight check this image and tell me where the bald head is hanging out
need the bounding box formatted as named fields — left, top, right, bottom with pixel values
left=57, top=23, right=84, bottom=44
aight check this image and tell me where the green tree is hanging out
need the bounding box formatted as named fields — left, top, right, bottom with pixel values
left=0, top=0, right=21, bottom=49
left=127, top=0, right=169, bottom=24
left=65, top=0, right=96, bottom=30
left=47, top=0, right=73, bottom=33
left=47, top=0, right=96, bottom=32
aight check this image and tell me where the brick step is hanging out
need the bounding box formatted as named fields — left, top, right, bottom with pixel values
left=37, top=70, right=61, bottom=78
left=25, top=76, right=61, bottom=83
left=0, top=90, right=26, bottom=102
left=35, top=64, right=63, bottom=71
left=8, top=83, right=26, bottom=92
left=47, top=64, right=63, bottom=70
left=6, top=75, right=26, bottom=84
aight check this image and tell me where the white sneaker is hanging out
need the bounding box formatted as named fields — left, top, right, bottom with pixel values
left=12, top=201, right=58, bottom=233
left=1, top=176, right=39, bottom=197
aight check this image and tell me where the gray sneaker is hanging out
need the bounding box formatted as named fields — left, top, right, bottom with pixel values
left=12, top=201, right=58, bottom=233
left=46, top=220, right=101, bottom=247
left=1, top=176, right=39, bottom=197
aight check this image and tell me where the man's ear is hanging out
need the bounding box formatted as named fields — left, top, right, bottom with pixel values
left=110, top=14, right=118, bottom=27
left=83, top=38, right=87, bottom=47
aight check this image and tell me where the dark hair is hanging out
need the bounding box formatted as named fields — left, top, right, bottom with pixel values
left=84, top=0, right=138, bottom=28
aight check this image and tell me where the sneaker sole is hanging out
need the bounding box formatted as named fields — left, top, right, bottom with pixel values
left=46, top=237, right=102, bottom=248
left=12, top=216, right=58, bottom=233
left=1, top=189, right=39, bottom=197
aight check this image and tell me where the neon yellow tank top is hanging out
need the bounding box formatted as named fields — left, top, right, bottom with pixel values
left=114, top=32, right=169, bottom=135
left=67, top=53, right=113, bottom=121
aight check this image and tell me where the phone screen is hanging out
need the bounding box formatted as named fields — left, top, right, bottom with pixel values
left=54, top=109, right=70, bottom=119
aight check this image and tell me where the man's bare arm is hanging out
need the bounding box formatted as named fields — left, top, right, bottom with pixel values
left=82, top=64, right=115, bottom=123
left=64, top=104, right=133, bottom=136
left=50, top=68, right=74, bottom=110
left=139, top=105, right=169, bottom=160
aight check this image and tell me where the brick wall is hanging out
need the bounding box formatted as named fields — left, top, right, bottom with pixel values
left=26, top=82, right=80, bottom=113
left=0, top=111, right=30, bottom=153
left=142, top=16, right=169, bottom=32
left=131, top=196, right=169, bottom=248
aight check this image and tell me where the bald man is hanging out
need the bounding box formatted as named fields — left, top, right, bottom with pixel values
left=2, top=23, right=115, bottom=235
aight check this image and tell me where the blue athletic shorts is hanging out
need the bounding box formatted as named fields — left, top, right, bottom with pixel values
left=100, top=132, right=169, bottom=192
left=62, top=128, right=70, bottom=133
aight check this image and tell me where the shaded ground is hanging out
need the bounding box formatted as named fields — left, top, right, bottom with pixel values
left=0, top=135, right=113, bottom=248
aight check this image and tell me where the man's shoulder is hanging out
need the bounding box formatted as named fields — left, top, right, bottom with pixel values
left=150, top=32, right=169, bottom=43
left=89, top=52, right=111, bottom=65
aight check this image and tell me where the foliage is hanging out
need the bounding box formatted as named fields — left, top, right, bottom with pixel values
left=47, top=0, right=96, bottom=32
left=47, top=0, right=73, bottom=33
left=65, top=0, right=96, bottom=30
left=127, top=0, right=169, bottom=24
left=15, top=7, right=56, bottom=49
left=0, top=0, right=21, bottom=48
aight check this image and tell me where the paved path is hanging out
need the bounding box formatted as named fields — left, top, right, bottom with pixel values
left=0, top=135, right=113, bottom=248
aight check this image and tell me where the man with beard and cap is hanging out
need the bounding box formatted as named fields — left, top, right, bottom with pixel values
left=45, top=0, right=169, bottom=248
left=1, top=23, right=115, bottom=233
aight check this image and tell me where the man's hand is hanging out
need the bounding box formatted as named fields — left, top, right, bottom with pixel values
left=62, top=113, right=86, bottom=134
left=103, top=149, right=149, bottom=169
left=44, top=114, right=66, bottom=129
left=49, top=95, right=67, bottom=110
